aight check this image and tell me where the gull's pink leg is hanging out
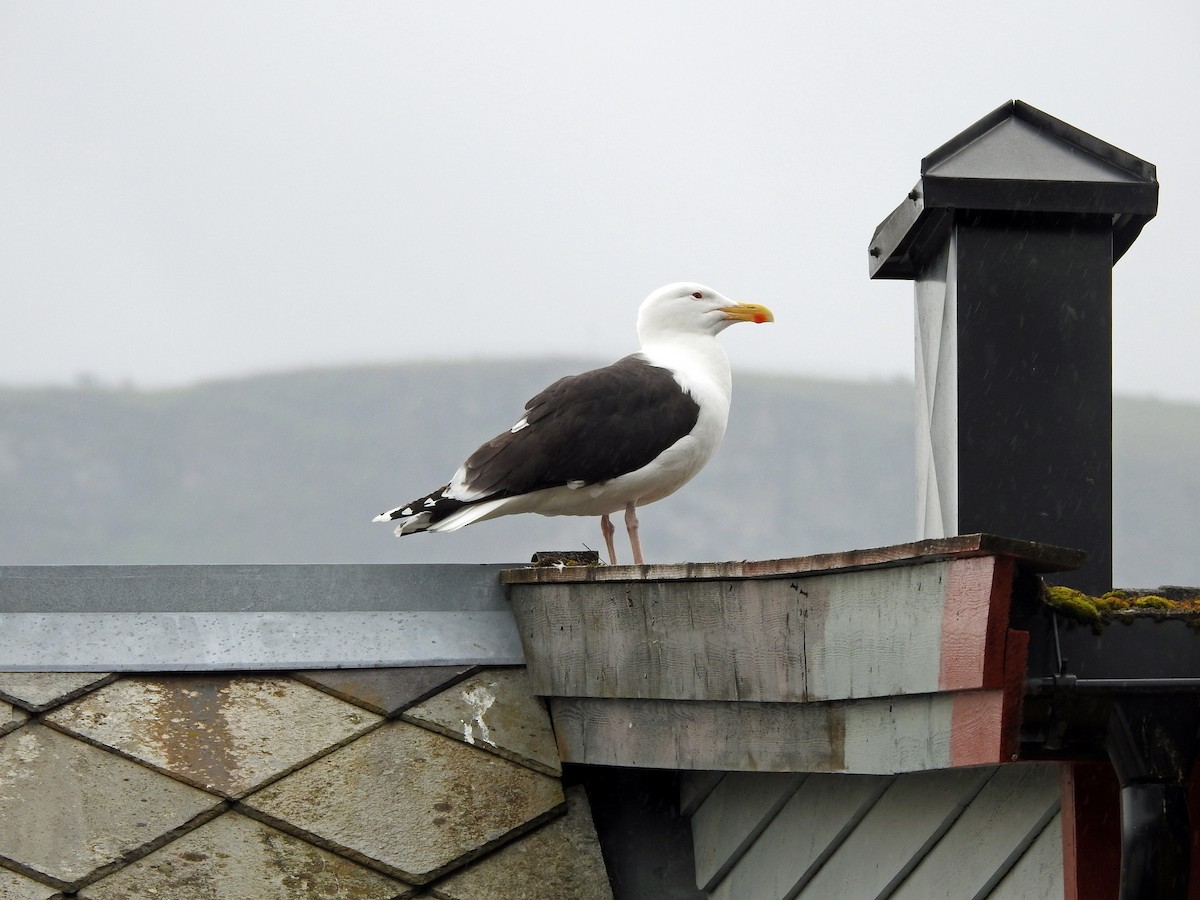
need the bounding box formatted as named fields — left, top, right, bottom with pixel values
left=600, top=514, right=617, bottom=565
left=624, top=501, right=644, bottom=566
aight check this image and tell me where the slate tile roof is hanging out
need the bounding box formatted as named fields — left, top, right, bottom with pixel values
left=402, top=668, right=562, bottom=778
left=0, top=667, right=612, bottom=899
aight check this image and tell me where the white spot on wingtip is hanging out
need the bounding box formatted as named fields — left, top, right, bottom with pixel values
left=510, top=417, right=530, bottom=433
left=375, top=505, right=415, bottom=523
left=423, top=497, right=437, bottom=508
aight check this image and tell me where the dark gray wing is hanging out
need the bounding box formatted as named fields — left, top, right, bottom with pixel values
left=456, top=354, right=701, bottom=499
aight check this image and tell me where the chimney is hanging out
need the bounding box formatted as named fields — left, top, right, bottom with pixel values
left=868, top=100, right=1158, bottom=595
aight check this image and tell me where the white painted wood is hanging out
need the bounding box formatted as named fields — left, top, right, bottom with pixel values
left=802, top=565, right=946, bottom=703
left=890, top=764, right=1061, bottom=900
left=986, top=812, right=1065, bottom=900
left=515, top=562, right=964, bottom=706
left=708, top=774, right=891, bottom=900
left=841, top=693, right=954, bottom=774
left=691, top=772, right=806, bottom=891
left=698, top=767, right=1064, bottom=900
left=797, top=767, right=993, bottom=898
left=916, top=235, right=945, bottom=539
left=914, top=232, right=958, bottom=540
left=549, top=692, right=1003, bottom=775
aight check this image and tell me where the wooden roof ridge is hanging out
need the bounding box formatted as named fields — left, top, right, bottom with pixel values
left=500, top=532, right=1086, bottom=584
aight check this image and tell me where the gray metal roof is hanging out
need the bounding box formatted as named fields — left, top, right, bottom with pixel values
left=0, top=564, right=523, bottom=671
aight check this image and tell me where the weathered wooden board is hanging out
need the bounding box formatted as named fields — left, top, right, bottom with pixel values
left=501, top=532, right=1084, bottom=584
left=691, top=771, right=806, bottom=891
left=797, top=767, right=995, bottom=898
left=512, top=556, right=1012, bottom=705
left=889, top=764, right=1061, bottom=899
left=708, top=773, right=890, bottom=900
left=548, top=689, right=1012, bottom=775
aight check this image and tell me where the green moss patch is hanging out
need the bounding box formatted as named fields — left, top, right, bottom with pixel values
left=1043, top=584, right=1200, bottom=629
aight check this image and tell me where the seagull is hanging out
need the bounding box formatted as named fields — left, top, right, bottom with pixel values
left=374, top=282, right=774, bottom=564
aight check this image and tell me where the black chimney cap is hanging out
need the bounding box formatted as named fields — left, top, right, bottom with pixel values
left=869, top=100, right=1158, bottom=279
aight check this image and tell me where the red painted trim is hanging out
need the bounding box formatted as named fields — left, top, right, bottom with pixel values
left=999, top=628, right=1029, bottom=761
left=946, top=628, right=1026, bottom=768
left=987, top=557, right=1016, bottom=682
left=1061, top=762, right=1121, bottom=900
left=939, top=556, right=1014, bottom=690
left=949, top=690, right=1006, bottom=766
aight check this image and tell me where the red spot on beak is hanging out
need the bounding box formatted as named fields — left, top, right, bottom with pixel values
left=754, top=313, right=768, bottom=324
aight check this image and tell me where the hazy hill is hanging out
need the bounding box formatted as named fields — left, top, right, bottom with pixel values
left=1, top=362, right=1196, bottom=586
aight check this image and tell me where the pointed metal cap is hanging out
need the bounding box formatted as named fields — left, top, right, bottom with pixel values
left=869, top=100, right=1158, bottom=279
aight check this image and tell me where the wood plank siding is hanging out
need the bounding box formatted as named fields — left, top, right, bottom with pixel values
left=691, top=764, right=1062, bottom=900
left=547, top=690, right=1013, bottom=774
left=506, top=536, right=1083, bottom=896
left=511, top=557, right=1012, bottom=705
left=506, top=536, right=1075, bottom=773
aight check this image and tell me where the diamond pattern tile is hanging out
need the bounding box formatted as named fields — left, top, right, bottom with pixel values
left=44, top=675, right=382, bottom=797
left=429, top=786, right=612, bottom=900
left=0, top=699, right=27, bottom=738
left=403, top=668, right=561, bottom=776
left=0, top=724, right=222, bottom=891
left=242, top=720, right=565, bottom=885
left=0, top=673, right=115, bottom=713
left=295, top=666, right=479, bottom=717
left=0, top=864, right=60, bottom=900
left=79, top=811, right=416, bottom=900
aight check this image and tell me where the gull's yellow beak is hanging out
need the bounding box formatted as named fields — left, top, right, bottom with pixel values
left=720, top=302, right=775, bottom=325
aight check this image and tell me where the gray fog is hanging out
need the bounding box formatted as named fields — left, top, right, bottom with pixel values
left=3, top=2, right=1197, bottom=399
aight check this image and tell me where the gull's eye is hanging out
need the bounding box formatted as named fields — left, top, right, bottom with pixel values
left=691, top=291, right=703, bottom=299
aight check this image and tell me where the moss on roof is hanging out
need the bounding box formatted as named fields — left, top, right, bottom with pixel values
left=1043, top=584, right=1200, bottom=630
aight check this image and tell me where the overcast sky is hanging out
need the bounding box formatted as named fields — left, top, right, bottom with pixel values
left=3, top=2, right=1197, bottom=401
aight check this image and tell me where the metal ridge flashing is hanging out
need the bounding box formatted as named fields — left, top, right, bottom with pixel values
left=0, top=610, right=524, bottom=672
left=0, top=563, right=524, bottom=672
left=0, top=563, right=514, bottom=612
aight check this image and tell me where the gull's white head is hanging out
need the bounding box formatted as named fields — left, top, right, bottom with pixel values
left=636, top=283, right=774, bottom=345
